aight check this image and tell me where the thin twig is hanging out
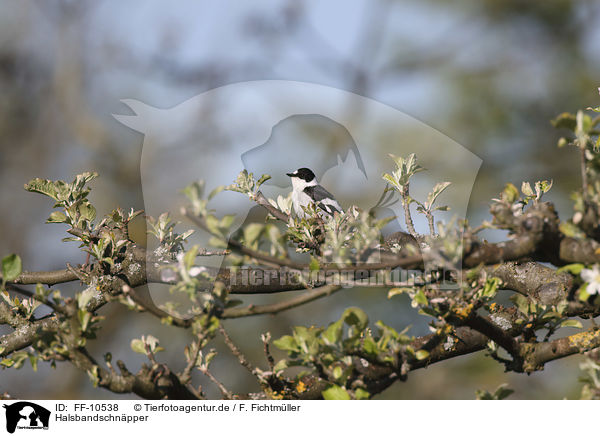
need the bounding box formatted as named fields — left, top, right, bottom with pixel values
left=426, top=211, right=436, bottom=236
left=197, top=248, right=231, bottom=256
left=143, top=343, right=159, bottom=366
left=198, top=367, right=233, bottom=399
left=222, top=284, right=342, bottom=319
left=401, top=184, right=418, bottom=238
left=183, top=210, right=305, bottom=270
left=186, top=384, right=205, bottom=399
left=261, top=333, right=275, bottom=372
left=254, top=191, right=290, bottom=223
left=180, top=331, right=209, bottom=384
left=219, top=324, right=261, bottom=379
left=581, top=146, right=589, bottom=199
left=122, top=286, right=191, bottom=328
left=5, top=283, right=64, bottom=313
left=372, top=185, right=397, bottom=210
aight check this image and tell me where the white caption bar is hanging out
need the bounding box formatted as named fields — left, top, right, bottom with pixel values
left=0, top=400, right=590, bottom=435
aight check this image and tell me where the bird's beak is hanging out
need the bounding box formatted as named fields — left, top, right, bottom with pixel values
left=286, top=173, right=295, bottom=177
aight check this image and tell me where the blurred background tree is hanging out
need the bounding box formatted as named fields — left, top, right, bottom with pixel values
left=0, top=0, right=599, bottom=399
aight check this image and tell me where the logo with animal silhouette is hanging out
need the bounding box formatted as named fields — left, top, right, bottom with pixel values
left=3, top=402, right=50, bottom=433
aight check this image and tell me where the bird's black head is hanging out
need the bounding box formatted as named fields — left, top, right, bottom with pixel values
left=286, top=168, right=316, bottom=182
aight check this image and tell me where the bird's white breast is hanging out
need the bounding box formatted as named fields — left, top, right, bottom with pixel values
left=290, top=177, right=316, bottom=218
left=292, top=189, right=313, bottom=217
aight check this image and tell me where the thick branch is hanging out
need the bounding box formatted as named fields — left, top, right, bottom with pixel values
left=463, top=233, right=542, bottom=267
left=521, top=328, right=600, bottom=372
left=68, top=345, right=199, bottom=400
left=484, top=261, right=573, bottom=305
left=6, top=269, right=79, bottom=285
left=0, top=312, right=59, bottom=356
left=559, top=237, right=600, bottom=264
left=464, top=313, right=522, bottom=362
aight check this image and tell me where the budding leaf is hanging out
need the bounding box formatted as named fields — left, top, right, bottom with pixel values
left=309, top=257, right=320, bottom=272
left=47, top=211, right=68, bottom=224
left=426, top=181, right=451, bottom=208
left=273, top=335, right=299, bottom=352
left=521, top=182, right=534, bottom=197
left=551, top=112, right=576, bottom=131
left=257, top=174, right=272, bottom=187
left=354, top=388, right=370, bottom=400
left=322, top=319, right=343, bottom=345
left=322, top=385, right=351, bottom=400
left=560, top=319, right=583, bottom=329
left=501, top=183, right=519, bottom=203
left=413, top=290, right=428, bottom=306
left=556, top=263, right=585, bottom=275
left=24, top=178, right=60, bottom=201
left=130, top=339, right=146, bottom=354
left=2, top=254, right=22, bottom=283
left=388, top=287, right=412, bottom=298
left=415, top=349, right=430, bottom=360
left=341, top=307, right=369, bottom=331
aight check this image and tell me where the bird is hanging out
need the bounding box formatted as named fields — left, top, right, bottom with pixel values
left=286, top=168, right=343, bottom=219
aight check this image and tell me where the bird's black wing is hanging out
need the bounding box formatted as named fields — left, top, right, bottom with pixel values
left=303, top=185, right=342, bottom=215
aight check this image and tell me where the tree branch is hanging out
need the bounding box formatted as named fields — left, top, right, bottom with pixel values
left=222, top=284, right=342, bottom=319
left=483, top=261, right=573, bottom=304
left=401, top=184, right=418, bottom=238
left=521, top=328, right=600, bottom=372
left=254, top=191, right=290, bottom=223
left=6, top=269, right=79, bottom=285
left=287, top=301, right=600, bottom=399
left=5, top=283, right=63, bottom=313
left=219, top=324, right=262, bottom=380
left=463, top=313, right=522, bottom=365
